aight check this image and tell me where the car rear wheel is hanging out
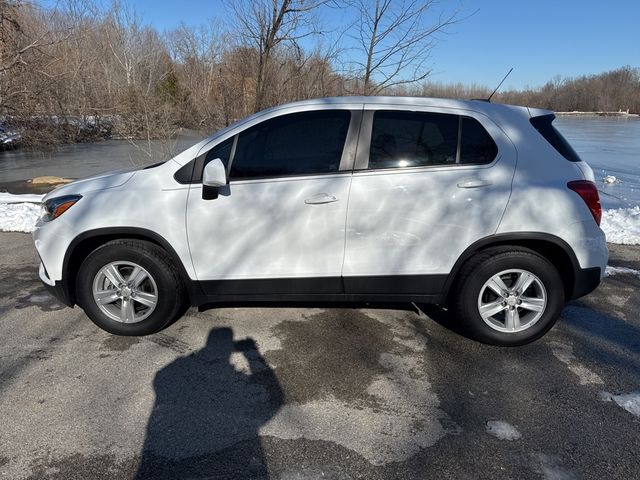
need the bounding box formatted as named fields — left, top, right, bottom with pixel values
left=76, top=240, right=186, bottom=335
left=451, top=247, right=565, bottom=346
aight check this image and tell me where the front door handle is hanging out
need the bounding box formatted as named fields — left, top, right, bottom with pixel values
left=305, top=193, right=338, bottom=205
left=457, top=179, right=492, bottom=189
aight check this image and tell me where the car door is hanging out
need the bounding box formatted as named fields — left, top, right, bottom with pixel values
left=343, top=105, right=517, bottom=294
left=186, top=107, right=361, bottom=295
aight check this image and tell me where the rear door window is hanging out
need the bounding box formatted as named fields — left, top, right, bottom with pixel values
left=367, top=111, right=497, bottom=169
left=369, top=111, right=458, bottom=169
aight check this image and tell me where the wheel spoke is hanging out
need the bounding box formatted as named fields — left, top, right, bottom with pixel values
left=505, top=308, right=521, bottom=330
left=103, top=264, right=125, bottom=287
left=121, top=298, right=136, bottom=323
left=133, top=291, right=157, bottom=308
left=486, top=276, right=509, bottom=296
left=95, top=289, right=119, bottom=305
left=513, top=272, right=535, bottom=294
left=479, top=299, right=506, bottom=319
left=129, top=266, right=148, bottom=288
left=519, top=296, right=545, bottom=312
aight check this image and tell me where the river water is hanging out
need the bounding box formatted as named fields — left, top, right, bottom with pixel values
left=555, top=116, right=640, bottom=209
left=0, top=117, right=638, bottom=208
left=0, top=134, right=200, bottom=186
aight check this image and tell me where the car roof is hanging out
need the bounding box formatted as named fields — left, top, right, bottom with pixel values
left=259, top=95, right=550, bottom=116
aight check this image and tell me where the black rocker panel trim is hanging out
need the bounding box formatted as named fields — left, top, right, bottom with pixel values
left=200, top=277, right=342, bottom=296
left=343, top=274, right=447, bottom=295
left=197, top=293, right=443, bottom=307
left=197, top=274, right=447, bottom=305
left=200, top=274, right=446, bottom=297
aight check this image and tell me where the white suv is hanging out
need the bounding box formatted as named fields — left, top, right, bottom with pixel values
left=32, top=97, right=608, bottom=346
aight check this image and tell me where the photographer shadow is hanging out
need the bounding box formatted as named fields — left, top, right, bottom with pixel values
left=135, top=327, right=283, bottom=479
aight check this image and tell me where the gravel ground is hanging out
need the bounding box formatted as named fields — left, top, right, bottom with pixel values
left=0, top=233, right=638, bottom=479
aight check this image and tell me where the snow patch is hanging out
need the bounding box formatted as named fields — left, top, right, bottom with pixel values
left=605, top=265, right=640, bottom=279
left=485, top=420, right=521, bottom=440
left=0, top=201, right=42, bottom=233
left=0, top=192, right=45, bottom=203
left=549, top=341, right=603, bottom=385
left=600, top=391, right=640, bottom=417
left=0, top=192, right=43, bottom=233
left=601, top=206, right=640, bottom=245
left=602, top=175, right=618, bottom=184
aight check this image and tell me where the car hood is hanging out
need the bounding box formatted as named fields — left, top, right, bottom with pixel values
left=43, top=168, right=138, bottom=201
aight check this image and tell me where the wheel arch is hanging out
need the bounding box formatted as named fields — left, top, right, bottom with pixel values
left=62, top=227, right=202, bottom=306
left=443, top=232, right=580, bottom=303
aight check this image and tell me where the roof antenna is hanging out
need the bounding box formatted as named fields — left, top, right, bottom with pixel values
left=487, top=67, right=513, bottom=102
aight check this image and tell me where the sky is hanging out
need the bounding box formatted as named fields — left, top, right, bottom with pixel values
left=50, top=0, right=640, bottom=90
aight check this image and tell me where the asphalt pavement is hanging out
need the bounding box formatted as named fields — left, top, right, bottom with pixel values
left=0, top=232, right=638, bottom=479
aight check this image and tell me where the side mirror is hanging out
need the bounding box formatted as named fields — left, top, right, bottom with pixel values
left=202, top=158, right=226, bottom=200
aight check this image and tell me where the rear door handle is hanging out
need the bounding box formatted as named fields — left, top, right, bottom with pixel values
left=457, top=179, right=492, bottom=189
left=305, top=193, right=338, bottom=204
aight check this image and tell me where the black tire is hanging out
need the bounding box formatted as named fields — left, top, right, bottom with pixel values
left=451, top=247, right=565, bottom=346
left=76, top=239, right=186, bottom=336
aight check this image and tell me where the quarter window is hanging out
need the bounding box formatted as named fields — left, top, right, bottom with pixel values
left=230, top=110, right=351, bottom=179
left=368, top=111, right=497, bottom=169
left=174, top=137, right=234, bottom=184
left=460, top=117, right=499, bottom=164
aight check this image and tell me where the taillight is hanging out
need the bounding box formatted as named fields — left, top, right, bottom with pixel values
left=567, top=180, right=601, bottom=226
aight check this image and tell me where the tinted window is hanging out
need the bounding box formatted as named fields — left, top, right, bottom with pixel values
left=530, top=114, right=581, bottom=162
left=230, top=110, right=350, bottom=179
left=369, top=111, right=458, bottom=169
left=460, top=117, right=498, bottom=164
left=368, top=111, right=498, bottom=169
left=206, top=137, right=234, bottom=170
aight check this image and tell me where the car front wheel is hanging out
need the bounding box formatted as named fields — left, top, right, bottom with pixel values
left=76, top=239, right=186, bottom=335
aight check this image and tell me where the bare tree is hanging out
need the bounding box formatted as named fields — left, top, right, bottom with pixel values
left=347, top=0, right=461, bottom=95
left=225, top=0, right=328, bottom=111
left=0, top=0, right=72, bottom=112
left=167, top=21, right=224, bottom=125
left=104, top=1, right=144, bottom=89
left=3, top=0, right=638, bottom=149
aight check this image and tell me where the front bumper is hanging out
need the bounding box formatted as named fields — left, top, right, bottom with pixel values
left=39, top=261, right=73, bottom=307
left=32, top=216, right=76, bottom=285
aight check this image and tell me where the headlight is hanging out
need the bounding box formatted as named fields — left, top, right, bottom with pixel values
left=41, top=195, right=82, bottom=222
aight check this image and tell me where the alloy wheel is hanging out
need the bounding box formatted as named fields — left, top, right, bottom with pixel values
left=477, top=269, right=547, bottom=333
left=92, top=261, right=158, bottom=324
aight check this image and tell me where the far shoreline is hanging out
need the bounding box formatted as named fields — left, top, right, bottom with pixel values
left=556, top=110, right=639, bottom=118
